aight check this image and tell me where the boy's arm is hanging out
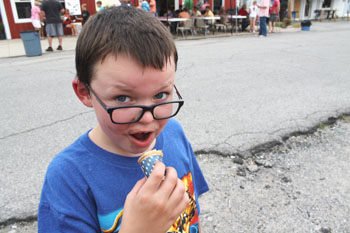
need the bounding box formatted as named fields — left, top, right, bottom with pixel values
left=119, top=162, right=190, bottom=233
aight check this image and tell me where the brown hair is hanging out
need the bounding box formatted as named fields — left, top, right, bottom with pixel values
left=75, top=6, right=178, bottom=85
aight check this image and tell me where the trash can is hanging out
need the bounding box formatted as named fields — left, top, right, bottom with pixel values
left=20, top=31, right=42, bottom=57
left=301, top=20, right=312, bottom=31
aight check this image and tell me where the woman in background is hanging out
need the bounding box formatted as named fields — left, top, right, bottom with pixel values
left=63, top=9, right=78, bottom=36
left=31, top=1, right=41, bottom=32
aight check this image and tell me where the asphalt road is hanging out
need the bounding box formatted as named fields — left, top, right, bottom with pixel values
left=1, top=21, right=350, bottom=231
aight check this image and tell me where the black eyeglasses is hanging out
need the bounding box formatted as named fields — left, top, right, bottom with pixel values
left=85, top=84, right=184, bottom=124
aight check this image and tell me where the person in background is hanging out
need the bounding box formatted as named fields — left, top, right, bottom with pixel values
left=81, top=3, right=90, bottom=25
left=179, top=7, right=190, bottom=19
left=141, top=0, right=150, bottom=12
left=40, top=0, right=65, bottom=51
left=196, top=0, right=202, bottom=12
left=164, top=8, right=174, bottom=17
left=257, top=0, right=269, bottom=37
left=203, top=5, right=215, bottom=23
left=116, top=0, right=122, bottom=7
left=249, top=1, right=258, bottom=33
left=126, top=0, right=133, bottom=6
left=31, top=1, right=41, bottom=32
left=184, top=0, right=193, bottom=15
left=63, top=9, right=78, bottom=37
left=96, top=1, right=104, bottom=12
left=268, top=0, right=280, bottom=33
left=238, top=4, right=249, bottom=31
left=149, top=0, right=157, bottom=16
left=192, top=6, right=201, bottom=17
left=201, top=0, right=209, bottom=14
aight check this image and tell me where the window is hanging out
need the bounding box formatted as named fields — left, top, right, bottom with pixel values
left=10, top=0, right=32, bottom=23
left=322, top=0, right=332, bottom=8
left=15, top=2, right=32, bottom=19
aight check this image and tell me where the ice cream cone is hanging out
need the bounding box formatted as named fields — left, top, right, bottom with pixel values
left=138, top=150, right=163, bottom=178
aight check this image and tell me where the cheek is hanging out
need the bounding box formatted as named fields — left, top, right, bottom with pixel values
left=156, top=119, right=169, bottom=134
left=94, top=106, right=129, bottom=135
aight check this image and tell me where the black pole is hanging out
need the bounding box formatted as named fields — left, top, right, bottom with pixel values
left=230, top=0, right=233, bottom=34
left=166, top=0, right=168, bottom=23
left=235, top=0, right=238, bottom=33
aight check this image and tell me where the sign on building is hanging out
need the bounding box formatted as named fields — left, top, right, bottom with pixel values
left=65, top=0, right=81, bottom=15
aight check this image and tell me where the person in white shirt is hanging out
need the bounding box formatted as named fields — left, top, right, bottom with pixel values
left=115, top=0, right=121, bottom=7
left=249, top=1, right=259, bottom=33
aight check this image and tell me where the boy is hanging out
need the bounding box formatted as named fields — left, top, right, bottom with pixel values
left=96, top=1, right=104, bottom=12
left=38, top=6, right=209, bottom=233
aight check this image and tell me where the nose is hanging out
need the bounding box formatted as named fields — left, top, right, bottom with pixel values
left=138, top=110, right=154, bottom=124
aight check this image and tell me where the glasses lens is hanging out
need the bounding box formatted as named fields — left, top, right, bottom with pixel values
left=110, top=102, right=183, bottom=124
left=153, top=102, right=181, bottom=119
left=111, top=107, right=143, bottom=124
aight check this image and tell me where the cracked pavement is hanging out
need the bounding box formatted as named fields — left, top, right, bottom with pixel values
left=1, top=21, right=350, bottom=230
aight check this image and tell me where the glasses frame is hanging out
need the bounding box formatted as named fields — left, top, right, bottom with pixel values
left=85, top=84, right=184, bottom=124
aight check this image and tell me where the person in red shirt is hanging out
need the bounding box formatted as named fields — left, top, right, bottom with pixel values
left=149, top=0, right=157, bottom=16
left=268, top=0, right=280, bottom=33
left=238, top=4, right=249, bottom=31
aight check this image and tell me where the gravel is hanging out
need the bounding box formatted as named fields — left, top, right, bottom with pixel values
left=1, top=118, right=350, bottom=233
left=199, top=117, right=350, bottom=233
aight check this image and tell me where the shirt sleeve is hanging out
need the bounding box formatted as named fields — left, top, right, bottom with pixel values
left=38, top=157, right=100, bottom=233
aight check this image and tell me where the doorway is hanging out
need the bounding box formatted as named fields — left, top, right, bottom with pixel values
left=0, top=12, right=6, bottom=40
left=304, top=0, right=311, bottom=17
left=213, top=0, right=223, bottom=14
left=160, top=0, right=175, bottom=16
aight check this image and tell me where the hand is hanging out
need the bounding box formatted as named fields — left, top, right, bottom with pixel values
left=119, top=162, right=190, bottom=233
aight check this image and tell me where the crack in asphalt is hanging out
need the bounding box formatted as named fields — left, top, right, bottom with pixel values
left=0, top=110, right=93, bottom=140
left=1, top=112, right=350, bottom=227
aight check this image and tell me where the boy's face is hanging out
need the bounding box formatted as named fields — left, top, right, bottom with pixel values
left=88, top=54, right=176, bottom=156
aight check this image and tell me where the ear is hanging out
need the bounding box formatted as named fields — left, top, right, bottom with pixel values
left=72, top=78, right=93, bottom=107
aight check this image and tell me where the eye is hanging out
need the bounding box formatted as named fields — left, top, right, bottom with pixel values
left=115, top=95, right=131, bottom=103
left=154, top=92, right=168, bottom=100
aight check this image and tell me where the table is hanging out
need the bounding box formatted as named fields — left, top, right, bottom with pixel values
left=227, top=15, right=247, bottom=19
left=157, top=17, right=189, bottom=22
left=194, top=16, right=220, bottom=20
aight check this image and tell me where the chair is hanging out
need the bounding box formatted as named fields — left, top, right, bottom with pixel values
left=215, top=16, right=228, bottom=32
left=196, top=18, right=209, bottom=35
left=176, top=19, right=194, bottom=37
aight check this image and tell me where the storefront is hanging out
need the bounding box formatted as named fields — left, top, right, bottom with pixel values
left=0, top=0, right=96, bottom=39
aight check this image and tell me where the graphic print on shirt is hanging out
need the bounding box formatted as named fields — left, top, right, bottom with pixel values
left=98, top=172, right=199, bottom=233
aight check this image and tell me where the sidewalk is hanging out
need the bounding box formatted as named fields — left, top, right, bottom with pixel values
left=0, top=26, right=301, bottom=58
left=0, top=36, right=78, bottom=58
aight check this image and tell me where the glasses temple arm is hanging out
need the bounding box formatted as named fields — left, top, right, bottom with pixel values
left=85, top=84, right=108, bottom=110
left=174, top=85, right=183, bottom=99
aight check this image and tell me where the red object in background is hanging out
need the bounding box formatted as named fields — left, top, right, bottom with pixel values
left=3, top=0, right=97, bottom=39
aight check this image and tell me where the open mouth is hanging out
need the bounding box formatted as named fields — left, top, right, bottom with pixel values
left=131, top=132, right=152, bottom=142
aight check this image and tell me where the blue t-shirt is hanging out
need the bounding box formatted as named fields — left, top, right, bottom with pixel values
left=38, top=119, right=209, bottom=232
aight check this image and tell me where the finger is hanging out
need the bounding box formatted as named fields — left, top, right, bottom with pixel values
left=167, top=179, right=190, bottom=218
left=144, top=162, right=166, bottom=191
left=128, top=177, right=147, bottom=198
left=158, top=167, right=178, bottom=198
